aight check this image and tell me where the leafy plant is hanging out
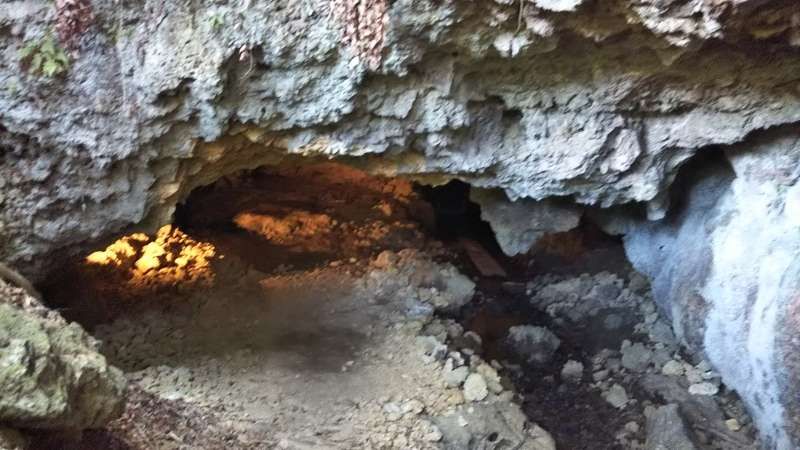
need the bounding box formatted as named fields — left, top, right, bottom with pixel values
left=208, top=13, right=225, bottom=32
left=18, top=35, right=70, bottom=77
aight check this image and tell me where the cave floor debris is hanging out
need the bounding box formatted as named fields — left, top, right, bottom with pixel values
left=39, top=163, right=759, bottom=449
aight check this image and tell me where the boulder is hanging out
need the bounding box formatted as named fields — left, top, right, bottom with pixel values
left=622, top=133, right=800, bottom=448
left=644, top=404, right=697, bottom=450
left=433, top=402, right=555, bottom=450
left=0, top=280, right=126, bottom=430
left=470, top=188, right=581, bottom=256
left=505, top=325, right=560, bottom=365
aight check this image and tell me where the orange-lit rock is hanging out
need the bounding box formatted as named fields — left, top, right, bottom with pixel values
left=135, top=242, right=167, bottom=273
left=63, top=226, right=218, bottom=324
left=234, top=211, right=334, bottom=244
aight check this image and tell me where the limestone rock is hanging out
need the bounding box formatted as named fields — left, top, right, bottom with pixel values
left=644, top=404, right=698, bottom=450
left=603, top=384, right=629, bottom=409
left=4, top=0, right=800, bottom=281
left=436, top=267, right=476, bottom=313
left=475, top=363, right=504, bottom=394
left=505, top=325, right=560, bottom=365
left=443, top=360, right=469, bottom=388
left=622, top=135, right=800, bottom=448
left=661, top=360, right=684, bottom=377
left=3, top=0, right=800, bottom=447
left=470, top=188, right=581, bottom=256
left=416, top=336, right=448, bottom=362
left=725, top=418, right=741, bottom=432
left=433, top=403, right=555, bottom=450
left=688, top=382, right=719, bottom=396
left=0, top=281, right=126, bottom=430
left=560, top=359, right=583, bottom=383
left=621, top=341, right=653, bottom=373
left=463, top=373, right=489, bottom=402
left=639, top=374, right=735, bottom=449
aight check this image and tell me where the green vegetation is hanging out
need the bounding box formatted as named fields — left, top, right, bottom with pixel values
left=106, top=23, right=133, bottom=45
left=208, top=13, right=225, bottom=32
left=4, top=79, right=19, bottom=96
left=18, top=35, right=70, bottom=77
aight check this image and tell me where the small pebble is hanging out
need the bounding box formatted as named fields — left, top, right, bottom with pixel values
left=688, top=382, right=719, bottom=396
left=661, top=360, right=684, bottom=377
left=561, top=360, right=584, bottom=383
left=603, top=384, right=629, bottom=409
left=725, top=418, right=742, bottom=431
left=624, top=421, right=640, bottom=434
left=592, top=369, right=610, bottom=382
left=463, top=373, right=489, bottom=402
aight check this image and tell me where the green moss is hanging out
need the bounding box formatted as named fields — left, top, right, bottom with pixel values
left=18, top=35, right=70, bottom=78
left=4, top=80, right=19, bottom=96
left=208, top=12, right=225, bottom=32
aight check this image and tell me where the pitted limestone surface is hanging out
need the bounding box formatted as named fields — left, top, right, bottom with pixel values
left=4, top=1, right=800, bottom=274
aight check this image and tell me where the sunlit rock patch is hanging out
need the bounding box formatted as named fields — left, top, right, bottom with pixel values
left=85, top=225, right=217, bottom=293
left=44, top=225, right=219, bottom=326
left=234, top=211, right=335, bottom=248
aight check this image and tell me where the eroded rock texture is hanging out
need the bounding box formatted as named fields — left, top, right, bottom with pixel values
left=3, top=0, right=800, bottom=447
left=0, top=279, right=126, bottom=430
left=2, top=0, right=800, bottom=271
left=621, top=130, right=800, bottom=450
left=471, top=188, right=581, bottom=255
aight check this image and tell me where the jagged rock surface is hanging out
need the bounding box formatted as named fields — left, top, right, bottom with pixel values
left=3, top=0, right=800, bottom=273
left=3, top=0, right=800, bottom=448
left=644, top=404, right=698, bottom=450
left=470, top=188, right=581, bottom=255
left=621, top=130, right=800, bottom=449
left=0, top=280, right=126, bottom=430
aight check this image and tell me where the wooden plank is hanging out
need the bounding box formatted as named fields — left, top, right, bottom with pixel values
left=458, top=238, right=508, bottom=278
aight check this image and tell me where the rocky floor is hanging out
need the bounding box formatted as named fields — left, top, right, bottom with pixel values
left=36, top=163, right=761, bottom=449
left=460, top=267, right=760, bottom=450
left=88, top=249, right=551, bottom=449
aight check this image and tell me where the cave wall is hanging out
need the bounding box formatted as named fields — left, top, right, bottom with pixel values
left=3, top=0, right=800, bottom=272
left=3, top=0, right=800, bottom=447
left=622, top=129, right=800, bottom=449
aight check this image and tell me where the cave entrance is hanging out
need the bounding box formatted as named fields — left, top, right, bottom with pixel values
left=174, top=162, right=432, bottom=275
left=46, top=162, right=437, bottom=327
left=37, top=161, right=757, bottom=450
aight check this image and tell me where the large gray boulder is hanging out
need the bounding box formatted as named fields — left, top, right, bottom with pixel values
left=622, top=130, right=800, bottom=449
left=470, top=188, right=581, bottom=255
left=0, top=280, right=126, bottom=430
left=644, top=404, right=698, bottom=450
